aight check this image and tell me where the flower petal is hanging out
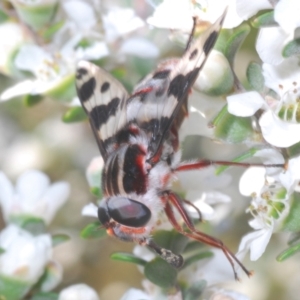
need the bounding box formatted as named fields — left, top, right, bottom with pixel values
left=274, top=0, right=300, bottom=33
left=263, top=56, right=300, bottom=96
left=58, top=283, right=99, bottom=300
left=236, top=0, right=272, bottom=20
left=239, top=167, right=266, bottom=196
left=81, top=203, right=98, bottom=218
left=259, top=110, right=300, bottom=147
left=227, top=91, right=266, bottom=116
left=256, top=27, right=291, bottom=65
left=120, top=38, right=159, bottom=58
left=16, top=170, right=50, bottom=204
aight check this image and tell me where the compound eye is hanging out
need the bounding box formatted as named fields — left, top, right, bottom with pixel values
left=107, top=197, right=151, bottom=228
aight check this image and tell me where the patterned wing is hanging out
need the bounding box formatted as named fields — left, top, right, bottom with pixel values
left=126, top=10, right=227, bottom=158
left=75, top=61, right=128, bottom=160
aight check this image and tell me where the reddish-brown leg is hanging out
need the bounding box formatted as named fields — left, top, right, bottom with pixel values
left=164, top=191, right=253, bottom=280
left=182, top=199, right=202, bottom=222
left=175, top=159, right=285, bottom=172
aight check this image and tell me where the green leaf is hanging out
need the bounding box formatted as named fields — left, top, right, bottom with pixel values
left=183, top=280, right=207, bottom=300
left=183, top=241, right=205, bottom=253
left=62, top=106, right=87, bottom=123
left=90, top=186, right=102, bottom=198
left=286, top=141, right=300, bottom=158
left=23, top=94, right=43, bottom=107
left=46, top=74, right=75, bottom=103
left=182, top=251, right=213, bottom=269
left=144, top=257, right=177, bottom=288
left=282, top=38, right=300, bottom=58
left=52, top=233, right=70, bottom=247
left=246, top=62, right=265, bottom=92
left=0, top=275, right=30, bottom=300
left=80, top=221, right=106, bottom=239
left=288, top=232, right=300, bottom=246
left=11, top=1, right=58, bottom=31
left=224, top=24, right=250, bottom=66
left=30, top=292, right=58, bottom=300
left=212, top=105, right=254, bottom=143
left=0, top=247, right=5, bottom=254
left=10, top=215, right=47, bottom=235
left=110, top=252, right=147, bottom=266
left=0, top=10, right=9, bottom=23
left=42, top=21, right=65, bottom=41
left=251, top=11, right=278, bottom=28
left=153, top=230, right=189, bottom=255
left=215, top=148, right=258, bottom=175
left=277, top=242, right=300, bottom=262
left=282, top=193, right=300, bottom=232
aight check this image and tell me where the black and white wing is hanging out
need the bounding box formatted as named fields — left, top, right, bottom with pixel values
left=126, top=10, right=227, bottom=158
left=75, top=61, right=128, bottom=160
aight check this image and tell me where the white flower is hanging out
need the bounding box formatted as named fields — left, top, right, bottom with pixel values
left=236, top=0, right=273, bottom=21
left=82, top=203, right=98, bottom=218
left=208, top=289, right=251, bottom=300
left=0, top=22, right=26, bottom=75
left=103, top=8, right=145, bottom=43
left=238, top=218, right=274, bottom=261
left=86, top=156, right=104, bottom=189
left=237, top=149, right=296, bottom=261
left=119, top=37, right=159, bottom=58
left=0, top=224, right=52, bottom=282
left=120, top=288, right=152, bottom=300
left=147, top=0, right=243, bottom=31
left=176, top=167, right=231, bottom=221
left=227, top=56, right=300, bottom=148
left=0, top=170, right=70, bottom=225
left=58, top=283, right=99, bottom=300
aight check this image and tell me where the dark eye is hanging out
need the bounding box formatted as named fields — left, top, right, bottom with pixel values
left=107, top=197, right=151, bottom=227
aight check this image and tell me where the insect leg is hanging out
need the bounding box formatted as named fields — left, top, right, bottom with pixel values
left=175, top=159, right=285, bottom=172
left=143, top=238, right=184, bottom=269
left=164, top=191, right=253, bottom=280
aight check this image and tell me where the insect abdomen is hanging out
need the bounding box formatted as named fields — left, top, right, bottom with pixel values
left=102, top=144, right=148, bottom=196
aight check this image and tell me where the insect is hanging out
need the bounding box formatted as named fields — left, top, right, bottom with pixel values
left=76, top=10, right=283, bottom=279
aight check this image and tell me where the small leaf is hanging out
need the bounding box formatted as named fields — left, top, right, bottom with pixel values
left=30, top=292, right=58, bottom=300
left=251, top=11, right=278, bottom=28
left=11, top=1, right=58, bottom=31
left=246, top=62, right=265, bottom=92
left=183, top=280, right=207, bottom=300
left=90, top=186, right=103, bottom=198
left=42, top=21, right=65, bottom=41
left=183, top=241, right=205, bottom=253
left=182, top=251, right=213, bottom=269
left=0, top=10, right=9, bottom=23
left=144, top=257, right=177, bottom=288
left=288, top=232, right=300, bottom=246
left=0, top=247, right=5, bottom=254
left=282, top=192, right=300, bottom=232
left=80, top=221, right=106, bottom=239
left=46, top=74, right=75, bottom=103
left=287, top=141, right=300, bottom=158
left=52, top=234, right=70, bottom=247
left=153, top=230, right=189, bottom=255
left=277, top=242, right=300, bottom=262
left=10, top=215, right=47, bottom=235
left=110, top=252, right=147, bottom=266
left=215, top=148, right=258, bottom=175
left=224, top=24, right=250, bottom=66
left=212, top=105, right=254, bottom=143
left=23, top=94, right=43, bottom=107
left=282, top=38, right=300, bottom=58
left=0, top=275, right=30, bottom=300
left=62, top=106, right=87, bottom=123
